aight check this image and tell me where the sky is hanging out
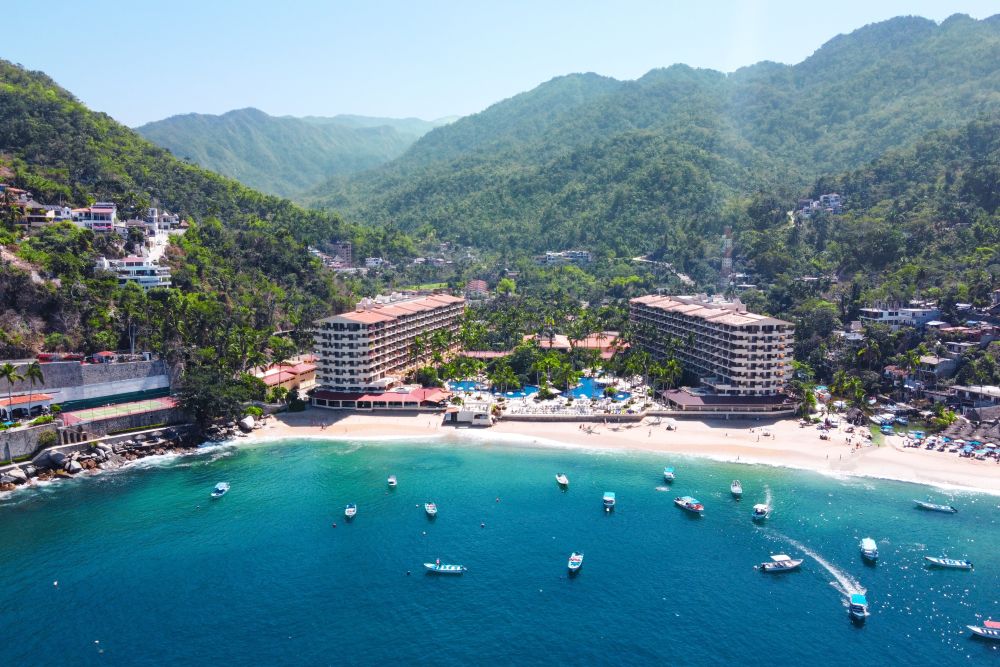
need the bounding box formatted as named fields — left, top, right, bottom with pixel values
left=6, top=1, right=998, bottom=127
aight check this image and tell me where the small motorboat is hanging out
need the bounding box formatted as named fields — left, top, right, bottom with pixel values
left=730, top=480, right=743, bottom=498
left=344, top=503, right=357, bottom=519
left=603, top=491, right=616, bottom=512
left=674, top=496, right=704, bottom=514
left=555, top=473, right=569, bottom=487
left=925, top=556, right=973, bottom=570
left=914, top=499, right=958, bottom=513
left=567, top=552, right=584, bottom=573
left=751, top=503, right=770, bottom=521
left=424, top=502, right=438, bottom=517
left=210, top=482, right=230, bottom=498
left=759, top=554, right=803, bottom=573
left=387, top=475, right=397, bottom=488
left=662, top=467, right=676, bottom=482
left=968, top=619, right=1000, bottom=640
left=849, top=593, right=870, bottom=622
left=859, top=537, right=879, bottom=562
left=424, top=560, right=466, bottom=574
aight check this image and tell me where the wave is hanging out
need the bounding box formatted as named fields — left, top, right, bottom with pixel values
left=764, top=484, right=773, bottom=507
left=771, top=530, right=865, bottom=600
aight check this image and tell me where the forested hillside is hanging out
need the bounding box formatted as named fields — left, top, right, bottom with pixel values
left=136, top=108, right=443, bottom=197
left=308, top=14, right=1000, bottom=270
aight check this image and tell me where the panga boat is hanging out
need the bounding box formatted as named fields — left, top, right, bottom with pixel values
left=663, top=467, right=676, bottom=482
left=567, top=552, right=584, bottom=573
left=751, top=503, right=770, bottom=521
left=849, top=593, right=870, bottom=621
left=424, top=502, right=438, bottom=517
left=556, top=473, right=569, bottom=487
left=914, top=499, right=958, bottom=513
left=760, top=554, right=803, bottom=573
left=731, top=480, right=743, bottom=498
left=674, top=496, right=704, bottom=514
left=860, top=537, right=879, bottom=562
left=424, top=561, right=466, bottom=574
left=210, top=482, right=230, bottom=498
left=344, top=503, right=357, bottom=519
left=387, top=475, right=397, bottom=487
left=968, top=619, right=1000, bottom=640
left=603, top=491, right=616, bottom=511
left=925, top=556, right=973, bottom=570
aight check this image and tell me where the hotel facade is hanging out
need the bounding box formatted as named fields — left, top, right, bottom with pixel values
left=629, top=294, right=795, bottom=398
left=313, top=293, right=465, bottom=393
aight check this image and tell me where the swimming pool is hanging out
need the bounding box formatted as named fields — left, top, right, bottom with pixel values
left=564, top=377, right=630, bottom=401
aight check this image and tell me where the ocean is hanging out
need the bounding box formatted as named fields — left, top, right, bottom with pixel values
left=1, top=437, right=997, bottom=666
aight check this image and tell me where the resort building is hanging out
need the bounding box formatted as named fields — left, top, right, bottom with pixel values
left=538, top=249, right=592, bottom=265
left=94, top=256, right=172, bottom=290
left=313, top=293, right=465, bottom=393
left=629, top=294, right=795, bottom=398
left=858, top=305, right=940, bottom=331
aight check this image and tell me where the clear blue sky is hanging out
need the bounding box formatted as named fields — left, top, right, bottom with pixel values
left=6, top=1, right=998, bottom=126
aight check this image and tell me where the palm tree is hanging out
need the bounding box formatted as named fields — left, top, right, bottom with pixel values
left=0, top=363, right=25, bottom=422
left=23, top=362, right=44, bottom=419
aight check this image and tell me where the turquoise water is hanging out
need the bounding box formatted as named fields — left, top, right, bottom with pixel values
left=1, top=438, right=998, bottom=666
left=450, top=378, right=628, bottom=400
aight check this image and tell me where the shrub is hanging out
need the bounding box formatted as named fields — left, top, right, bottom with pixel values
left=30, top=414, right=54, bottom=425
left=37, top=431, right=58, bottom=448
left=244, top=405, right=264, bottom=418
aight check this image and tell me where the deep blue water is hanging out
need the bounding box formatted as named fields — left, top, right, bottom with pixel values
left=1, top=438, right=998, bottom=666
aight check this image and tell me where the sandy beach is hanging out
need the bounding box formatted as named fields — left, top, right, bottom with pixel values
left=249, top=409, right=1000, bottom=495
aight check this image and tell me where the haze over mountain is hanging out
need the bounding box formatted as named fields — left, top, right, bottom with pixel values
left=306, top=14, right=1000, bottom=264
left=136, top=109, right=453, bottom=197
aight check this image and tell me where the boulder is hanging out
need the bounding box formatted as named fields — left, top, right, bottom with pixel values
left=238, top=416, right=255, bottom=433
left=65, top=460, right=83, bottom=474
left=22, top=464, right=37, bottom=478
left=46, top=450, right=67, bottom=467
left=0, top=474, right=16, bottom=485
left=96, top=443, right=113, bottom=454
left=6, top=468, right=28, bottom=484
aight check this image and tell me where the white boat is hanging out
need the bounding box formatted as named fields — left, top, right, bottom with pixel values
left=210, top=482, right=230, bottom=498
left=387, top=475, right=397, bottom=488
left=567, top=552, right=584, bottom=573
left=751, top=503, right=770, bottom=521
left=730, top=480, right=743, bottom=498
left=914, top=499, right=958, bottom=513
left=603, top=491, right=616, bottom=511
left=925, top=556, right=973, bottom=570
left=344, top=503, right=357, bottom=519
left=424, top=561, right=466, bottom=574
left=759, top=554, right=803, bottom=573
left=860, top=537, right=878, bottom=562
left=555, top=473, right=569, bottom=487
left=968, top=619, right=1000, bottom=640
left=849, top=593, right=869, bottom=621
left=674, top=496, right=704, bottom=514
left=424, top=502, right=438, bottom=517
left=662, top=466, right=676, bottom=482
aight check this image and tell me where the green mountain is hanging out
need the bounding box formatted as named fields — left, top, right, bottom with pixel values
left=136, top=108, right=450, bottom=197
left=295, top=113, right=456, bottom=137
left=307, top=14, right=1000, bottom=270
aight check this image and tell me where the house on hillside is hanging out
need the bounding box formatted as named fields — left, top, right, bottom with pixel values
left=73, top=202, right=118, bottom=232
left=464, top=279, right=489, bottom=300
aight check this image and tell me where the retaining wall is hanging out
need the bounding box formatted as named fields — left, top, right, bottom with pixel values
left=0, top=423, right=60, bottom=461
left=6, top=360, right=171, bottom=405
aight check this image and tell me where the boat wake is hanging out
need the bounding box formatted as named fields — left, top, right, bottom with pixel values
left=654, top=486, right=671, bottom=492
left=772, top=531, right=866, bottom=599
left=764, top=484, right=773, bottom=507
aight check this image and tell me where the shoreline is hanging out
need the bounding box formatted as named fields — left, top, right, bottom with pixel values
left=247, top=409, right=1000, bottom=496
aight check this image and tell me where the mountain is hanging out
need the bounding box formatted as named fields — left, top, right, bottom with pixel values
left=136, top=108, right=451, bottom=197
left=295, top=113, right=456, bottom=137
left=306, top=14, right=1000, bottom=270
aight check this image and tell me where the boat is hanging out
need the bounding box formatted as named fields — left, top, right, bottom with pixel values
left=924, top=556, right=973, bottom=570
left=387, top=475, right=397, bottom=487
left=662, top=466, right=676, bottom=482
left=423, top=561, right=466, bottom=574
left=424, top=502, right=438, bottom=517
left=567, top=552, right=584, bottom=573
left=759, top=554, right=803, bottom=573
left=674, top=496, right=704, bottom=514
left=859, top=537, right=879, bottom=562
left=344, top=503, right=357, bottom=519
left=968, top=619, right=1000, bottom=640
left=848, top=593, right=870, bottom=621
left=603, top=491, right=616, bottom=511
left=555, top=473, right=569, bottom=487
left=730, top=480, right=743, bottom=498
left=751, top=503, right=770, bottom=521
left=914, top=500, right=958, bottom=513
left=210, top=482, right=230, bottom=498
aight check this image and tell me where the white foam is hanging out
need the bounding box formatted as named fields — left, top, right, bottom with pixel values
left=773, top=530, right=866, bottom=599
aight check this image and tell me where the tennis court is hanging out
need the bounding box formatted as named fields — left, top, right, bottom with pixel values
left=62, top=396, right=178, bottom=426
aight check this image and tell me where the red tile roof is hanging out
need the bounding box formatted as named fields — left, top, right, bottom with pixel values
left=0, top=393, right=53, bottom=408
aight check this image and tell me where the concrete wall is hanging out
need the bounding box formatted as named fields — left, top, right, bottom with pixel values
left=5, top=360, right=170, bottom=405
left=73, top=407, right=188, bottom=437
left=0, top=423, right=59, bottom=461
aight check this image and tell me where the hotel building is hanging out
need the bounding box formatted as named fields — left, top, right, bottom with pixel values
left=313, top=293, right=465, bottom=392
left=629, top=294, right=794, bottom=397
